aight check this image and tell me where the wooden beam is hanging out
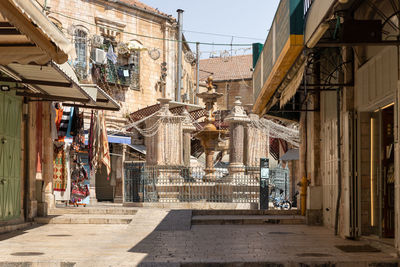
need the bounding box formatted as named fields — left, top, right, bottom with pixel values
left=63, top=103, right=119, bottom=111
left=317, top=41, right=400, bottom=47
left=0, top=43, right=35, bottom=47
left=96, top=98, right=110, bottom=103
left=0, top=28, right=20, bottom=35
left=16, top=92, right=89, bottom=103
left=0, top=77, right=72, bottom=87
left=0, top=22, right=13, bottom=27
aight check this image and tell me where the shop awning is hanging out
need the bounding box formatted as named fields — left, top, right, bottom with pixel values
left=64, top=84, right=121, bottom=111
left=0, top=0, right=75, bottom=64
left=252, top=0, right=304, bottom=115
left=0, top=62, right=96, bottom=103
left=127, top=144, right=146, bottom=155
left=84, top=134, right=131, bottom=145
left=280, top=149, right=299, bottom=161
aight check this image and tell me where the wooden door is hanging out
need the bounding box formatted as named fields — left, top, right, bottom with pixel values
left=0, top=91, right=22, bottom=221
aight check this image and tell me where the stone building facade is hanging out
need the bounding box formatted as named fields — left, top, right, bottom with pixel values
left=42, top=0, right=196, bottom=128
left=199, top=55, right=253, bottom=111
left=253, top=0, right=400, bottom=254
left=38, top=0, right=196, bottom=202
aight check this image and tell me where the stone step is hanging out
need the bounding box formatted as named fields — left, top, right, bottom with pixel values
left=48, top=207, right=137, bottom=215
left=191, top=215, right=305, bottom=225
left=0, top=222, right=34, bottom=235
left=192, top=209, right=300, bottom=216
left=34, top=214, right=134, bottom=224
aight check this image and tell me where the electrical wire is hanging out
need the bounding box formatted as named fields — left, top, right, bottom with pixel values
left=182, top=30, right=265, bottom=41
left=49, top=10, right=254, bottom=47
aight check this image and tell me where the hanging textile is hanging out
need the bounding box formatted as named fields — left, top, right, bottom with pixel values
left=51, top=103, right=58, bottom=140
left=66, top=107, right=74, bottom=138
left=100, top=111, right=111, bottom=180
left=89, top=110, right=101, bottom=172
left=70, top=107, right=81, bottom=137
left=55, top=104, right=63, bottom=132
left=53, top=145, right=67, bottom=191
left=58, top=106, right=72, bottom=137
left=88, top=110, right=94, bottom=169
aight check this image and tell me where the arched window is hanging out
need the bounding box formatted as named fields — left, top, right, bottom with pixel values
left=74, top=29, right=87, bottom=79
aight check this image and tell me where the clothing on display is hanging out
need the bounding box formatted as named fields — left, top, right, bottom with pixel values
left=58, top=106, right=72, bottom=137
left=100, top=111, right=111, bottom=180
left=53, top=145, right=68, bottom=192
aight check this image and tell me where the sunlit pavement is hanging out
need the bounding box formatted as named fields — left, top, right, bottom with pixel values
left=0, top=208, right=399, bottom=266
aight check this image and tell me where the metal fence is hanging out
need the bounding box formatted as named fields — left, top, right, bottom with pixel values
left=124, top=163, right=260, bottom=203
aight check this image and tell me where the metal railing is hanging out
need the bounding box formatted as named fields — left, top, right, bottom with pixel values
left=124, top=164, right=260, bottom=203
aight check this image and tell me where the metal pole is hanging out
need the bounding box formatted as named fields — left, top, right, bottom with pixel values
left=334, top=87, right=342, bottom=236
left=196, top=42, right=200, bottom=104
left=176, top=9, right=184, bottom=102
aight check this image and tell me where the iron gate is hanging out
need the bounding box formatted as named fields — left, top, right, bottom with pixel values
left=124, top=164, right=260, bottom=203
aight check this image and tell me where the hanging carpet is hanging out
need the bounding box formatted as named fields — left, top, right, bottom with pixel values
left=53, top=146, right=67, bottom=191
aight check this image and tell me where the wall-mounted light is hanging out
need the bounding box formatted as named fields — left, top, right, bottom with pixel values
left=0, top=85, right=10, bottom=91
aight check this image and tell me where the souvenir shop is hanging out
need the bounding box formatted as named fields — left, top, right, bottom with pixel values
left=52, top=103, right=111, bottom=206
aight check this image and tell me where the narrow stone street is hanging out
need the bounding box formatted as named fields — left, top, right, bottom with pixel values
left=0, top=208, right=399, bottom=266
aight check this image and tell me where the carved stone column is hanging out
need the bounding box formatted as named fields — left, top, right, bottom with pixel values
left=244, top=105, right=268, bottom=168
left=225, top=96, right=250, bottom=176
left=182, top=108, right=196, bottom=167
left=145, top=98, right=184, bottom=184
left=42, top=102, right=55, bottom=213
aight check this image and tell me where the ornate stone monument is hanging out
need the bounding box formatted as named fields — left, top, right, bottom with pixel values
left=181, top=108, right=196, bottom=167
left=145, top=98, right=185, bottom=182
left=196, top=77, right=226, bottom=181
left=225, top=96, right=250, bottom=176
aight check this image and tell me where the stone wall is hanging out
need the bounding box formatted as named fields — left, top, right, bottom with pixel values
left=48, top=0, right=195, bottom=128
left=214, top=79, right=253, bottom=110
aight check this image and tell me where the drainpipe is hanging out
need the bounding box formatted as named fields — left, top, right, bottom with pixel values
left=176, top=9, right=184, bottom=102
left=335, top=87, right=342, bottom=236
left=23, top=98, right=30, bottom=221
left=196, top=42, right=200, bottom=104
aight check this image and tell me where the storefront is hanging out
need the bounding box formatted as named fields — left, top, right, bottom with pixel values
left=0, top=0, right=119, bottom=223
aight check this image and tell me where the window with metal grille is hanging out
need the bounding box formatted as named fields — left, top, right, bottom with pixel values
left=105, top=50, right=140, bottom=90
left=74, top=29, right=87, bottom=79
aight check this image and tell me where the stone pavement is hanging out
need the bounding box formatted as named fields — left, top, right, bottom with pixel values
left=0, top=208, right=399, bottom=266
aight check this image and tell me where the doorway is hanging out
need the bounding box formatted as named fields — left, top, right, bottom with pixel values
left=369, top=104, right=394, bottom=238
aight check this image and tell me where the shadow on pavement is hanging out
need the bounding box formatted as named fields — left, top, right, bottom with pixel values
left=0, top=224, right=42, bottom=242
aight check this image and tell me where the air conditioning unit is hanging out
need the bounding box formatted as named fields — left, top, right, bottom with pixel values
left=92, top=35, right=104, bottom=47
left=91, top=48, right=107, bottom=65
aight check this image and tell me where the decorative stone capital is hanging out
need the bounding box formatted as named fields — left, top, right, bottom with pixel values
left=225, top=96, right=250, bottom=124
left=182, top=108, right=196, bottom=132
left=158, top=98, right=172, bottom=115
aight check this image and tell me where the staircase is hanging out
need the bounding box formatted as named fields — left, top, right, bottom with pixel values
left=34, top=206, right=137, bottom=225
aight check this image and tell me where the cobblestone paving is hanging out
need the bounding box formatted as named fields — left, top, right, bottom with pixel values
left=0, top=209, right=399, bottom=266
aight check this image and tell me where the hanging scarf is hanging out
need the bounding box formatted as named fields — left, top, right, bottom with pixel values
left=100, top=111, right=111, bottom=180
left=89, top=111, right=101, bottom=172
left=88, top=110, right=94, bottom=170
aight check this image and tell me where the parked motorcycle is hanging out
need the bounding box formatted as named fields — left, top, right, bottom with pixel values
left=269, top=187, right=292, bottom=210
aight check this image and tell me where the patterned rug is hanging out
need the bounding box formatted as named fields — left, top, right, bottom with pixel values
left=53, top=146, right=67, bottom=191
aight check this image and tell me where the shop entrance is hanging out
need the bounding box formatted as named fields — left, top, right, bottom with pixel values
left=0, top=91, right=22, bottom=221
left=369, top=104, right=394, bottom=238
